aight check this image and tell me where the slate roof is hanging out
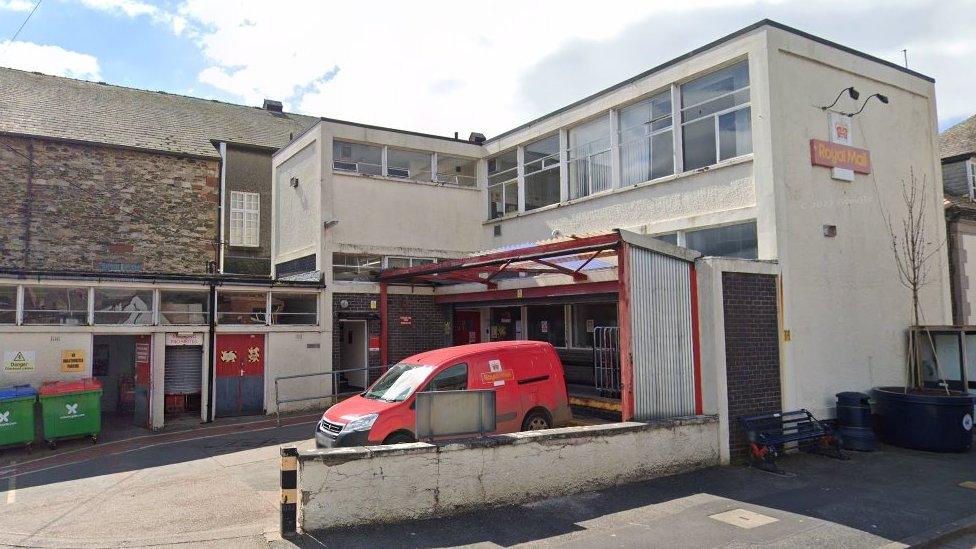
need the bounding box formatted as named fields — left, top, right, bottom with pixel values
left=0, top=67, right=319, bottom=158
left=941, top=114, right=976, bottom=161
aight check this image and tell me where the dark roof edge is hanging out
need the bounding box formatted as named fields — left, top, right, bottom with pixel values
left=318, top=117, right=483, bottom=145
left=0, top=268, right=324, bottom=287
left=486, top=19, right=935, bottom=144
left=211, top=139, right=280, bottom=154
left=0, top=130, right=220, bottom=161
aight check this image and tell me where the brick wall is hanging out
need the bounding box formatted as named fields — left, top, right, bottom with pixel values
left=332, top=292, right=449, bottom=372
left=722, top=272, right=782, bottom=461
left=0, top=135, right=218, bottom=274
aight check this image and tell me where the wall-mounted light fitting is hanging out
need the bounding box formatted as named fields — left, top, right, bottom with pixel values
left=823, top=224, right=837, bottom=238
left=820, top=86, right=860, bottom=111
left=849, top=93, right=889, bottom=117
left=323, top=219, right=339, bottom=229
left=289, top=176, right=299, bottom=188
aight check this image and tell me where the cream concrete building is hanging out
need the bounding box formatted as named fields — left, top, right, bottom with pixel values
left=272, top=19, right=951, bottom=421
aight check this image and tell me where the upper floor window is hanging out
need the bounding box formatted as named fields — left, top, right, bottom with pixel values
left=567, top=115, right=612, bottom=199
left=619, top=91, right=674, bottom=185
left=333, top=253, right=383, bottom=282
left=93, top=288, right=154, bottom=325
left=488, top=150, right=518, bottom=219
left=684, top=221, right=757, bottom=259
left=22, top=286, right=89, bottom=325
left=0, top=286, right=16, bottom=324
left=229, top=191, right=260, bottom=247
left=333, top=140, right=382, bottom=176
left=523, top=134, right=560, bottom=211
left=387, top=148, right=432, bottom=181
left=386, top=257, right=436, bottom=269
left=436, top=155, right=477, bottom=187
left=681, top=60, right=751, bottom=171
left=967, top=160, right=976, bottom=199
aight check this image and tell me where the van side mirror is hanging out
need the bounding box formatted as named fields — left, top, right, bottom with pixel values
left=409, top=399, right=416, bottom=410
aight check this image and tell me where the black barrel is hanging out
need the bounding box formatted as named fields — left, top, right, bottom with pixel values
left=836, top=391, right=877, bottom=451
left=872, top=387, right=975, bottom=452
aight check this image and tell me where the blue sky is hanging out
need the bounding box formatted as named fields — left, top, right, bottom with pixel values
left=1, top=0, right=973, bottom=136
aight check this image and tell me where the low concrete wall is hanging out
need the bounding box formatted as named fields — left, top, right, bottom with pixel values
left=296, top=416, right=719, bottom=531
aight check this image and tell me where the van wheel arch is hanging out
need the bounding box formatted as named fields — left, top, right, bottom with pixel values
left=521, top=407, right=553, bottom=431
left=382, top=430, right=416, bottom=445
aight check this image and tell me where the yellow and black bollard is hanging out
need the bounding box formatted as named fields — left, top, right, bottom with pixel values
left=280, top=446, right=299, bottom=537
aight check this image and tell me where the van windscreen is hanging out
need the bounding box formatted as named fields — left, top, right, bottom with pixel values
left=364, top=363, right=434, bottom=402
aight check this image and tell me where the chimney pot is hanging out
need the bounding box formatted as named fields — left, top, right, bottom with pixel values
left=468, top=132, right=486, bottom=145
left=263, top=99, right=283, bottom=112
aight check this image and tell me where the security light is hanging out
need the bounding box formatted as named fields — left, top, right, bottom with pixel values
left=289, top=176, right=299, bottom=188
left=849, top=93, right=890, bottom=117
left=820, top=87, right=860, bottom=111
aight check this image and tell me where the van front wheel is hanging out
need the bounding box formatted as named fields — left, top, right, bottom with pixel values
left=383, top=432, right=416, bottom=445
left=522, top=409, right=552, bottom=432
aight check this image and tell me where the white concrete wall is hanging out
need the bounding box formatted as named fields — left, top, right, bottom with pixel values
left=0, top=332, right=92, bottom=387
left=764, top=28, right=952, bottom=416
left=273, top=126, right=322, bottom=270
left=297, top=417, right=718, bottom=531
left=265, top=330, right=333, bottom=413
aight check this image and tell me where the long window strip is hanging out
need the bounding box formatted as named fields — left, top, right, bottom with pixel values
left=680, top=87, right=751, bottom=124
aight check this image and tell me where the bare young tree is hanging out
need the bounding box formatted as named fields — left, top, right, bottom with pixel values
left=880, top=168, right=945, bottom=391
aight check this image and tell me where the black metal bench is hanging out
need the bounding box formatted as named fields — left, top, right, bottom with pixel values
left=740, top=409, right=846, bottom=474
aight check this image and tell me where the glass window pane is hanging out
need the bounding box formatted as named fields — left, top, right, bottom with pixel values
left=487, top=150, right=518, bottom=186
left=160, top=291, right=209, bottom=325
left=524, top=134, right=559, bottom=174
left=920, top=333, right=963, bottom=388
left=620, top=92, right=672, bottom=135
left=333, top=253, right=383, bottom=281
left=527, top=305, right=566, bottom=347
left=425, top=363, right=468, bottom=391
left=488, top=185, right=503, bottom=219
left=651, top=131, right=674, bottom=179
left=436, top=155, right=477, bottom=187
left=272, top=293, right=318, bottom=325
left=571, top=303, right=617, bottom=348
left=387, top=148, right=432, bottom=181
left=568, top=116, right=611, bottom=155
left=23, top=286, right=89, bottom=325
left=525, top=167, right=560, bottom=211
left=718, top=107, right=752, bottom=161
left=0, top=286, right=15, bottom=324
left=94, top=288, right=154, bottom=325
left=333, top=140, right=382, bottom=175
left=386, top=257, right=412, bottom=269
left=680, top=61, right=749, bottom=109
left=684, top=222, right=758, bottom=259
left=682, top=117, right=716, bottom=171
left=216, top=292, right=268, bottom=324
left=654, top=233, right=678, bottom=245
left=681, top=88, right=750, bottom=123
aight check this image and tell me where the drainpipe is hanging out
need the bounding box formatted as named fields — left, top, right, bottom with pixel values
left=205, top=280, right=216, bottom=423
left=380, top=281, right=388, bottom=369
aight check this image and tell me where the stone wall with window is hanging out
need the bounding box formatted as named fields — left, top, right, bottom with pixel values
left=0, top=135, right=218, bottom=274
left=223, top=145, right=273, bottom=276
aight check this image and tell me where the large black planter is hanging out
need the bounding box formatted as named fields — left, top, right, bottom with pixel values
left=872, top=387, right=975, bottom=452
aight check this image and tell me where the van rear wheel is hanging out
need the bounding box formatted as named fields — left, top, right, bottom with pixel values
left=522, top=410, right=552, bottom=432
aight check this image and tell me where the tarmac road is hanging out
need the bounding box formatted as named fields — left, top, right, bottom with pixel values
left=0, top=421, right=317, bottom=548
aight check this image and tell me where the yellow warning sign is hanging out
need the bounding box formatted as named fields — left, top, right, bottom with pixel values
left=3, top=351, right=35, bottom=371
left=61, top=350, right=86, bottom=373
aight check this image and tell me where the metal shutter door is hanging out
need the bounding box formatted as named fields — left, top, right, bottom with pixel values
left=164, top=345, right=203, bottom=394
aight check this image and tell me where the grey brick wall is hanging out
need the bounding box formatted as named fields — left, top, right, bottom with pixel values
left=722, top=272, right=782, bottom=461
left=332, top=292, right=449, bottom=373
left=0, top=135, right=218, bottom=273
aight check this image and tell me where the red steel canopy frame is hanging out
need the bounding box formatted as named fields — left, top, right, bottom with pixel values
left=377, top=231, right=702, bottom=421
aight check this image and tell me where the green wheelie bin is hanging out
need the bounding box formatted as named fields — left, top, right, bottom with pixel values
left=0, top=385, right=38, bottom=451
left=39, top=378, right=102, bottom=449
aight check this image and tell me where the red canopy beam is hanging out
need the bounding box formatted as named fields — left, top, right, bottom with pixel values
left=529, top=258, right=588, bottom=281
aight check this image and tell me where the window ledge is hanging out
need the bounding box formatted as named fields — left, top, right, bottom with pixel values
left=483, top=153, right=754, bottom=225
left=332, top=170, right=480, bottom=191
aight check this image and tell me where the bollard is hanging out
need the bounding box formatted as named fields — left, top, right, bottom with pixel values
left=280, top=446, right=299, bottom=537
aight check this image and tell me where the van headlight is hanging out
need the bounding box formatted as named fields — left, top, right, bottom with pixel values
left=341, top=413, right=378, bottom=433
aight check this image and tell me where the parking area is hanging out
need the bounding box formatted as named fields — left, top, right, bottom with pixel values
left=0, top=419, right=319, bottom=548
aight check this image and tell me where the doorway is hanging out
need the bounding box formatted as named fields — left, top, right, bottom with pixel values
left=453, top=310, right=481, bottom=346
left=488, top=307, right=521, bottom=342
left=339, top=320, right=368, bottom=390
left=215, top=334, right=265, bottom=417
left=92, top=334, right=152, bottom=430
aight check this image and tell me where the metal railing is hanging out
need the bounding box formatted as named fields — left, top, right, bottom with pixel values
left=593, top=326, right=621, bottom=398
left=273, top=365, right=387, bottom=426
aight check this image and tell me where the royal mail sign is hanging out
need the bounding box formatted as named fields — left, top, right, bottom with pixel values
left=810, top=139, right=872, bottom=175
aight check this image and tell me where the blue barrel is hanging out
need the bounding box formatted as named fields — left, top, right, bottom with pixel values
left=872, top=387, right=975, bottom=452
left=836, top=391, right=877, bottom=451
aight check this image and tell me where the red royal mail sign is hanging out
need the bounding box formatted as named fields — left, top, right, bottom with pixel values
left=810, top=139, right=872, bottom=174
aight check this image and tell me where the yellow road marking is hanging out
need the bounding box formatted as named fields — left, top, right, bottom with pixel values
left=959, top=481, right=976, bottom=490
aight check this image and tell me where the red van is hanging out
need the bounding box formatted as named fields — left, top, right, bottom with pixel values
left=315, top=341, right=571, bottom=448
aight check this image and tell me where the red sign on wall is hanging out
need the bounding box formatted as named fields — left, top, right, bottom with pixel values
left=810, top=139, right=872, bottom=174
left=399, top=316, right=413, bottom=326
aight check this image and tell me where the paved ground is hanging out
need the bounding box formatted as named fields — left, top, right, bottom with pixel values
left=0, top=418, right=320, bottom=548
left=281, top=445, right=976, bottom=549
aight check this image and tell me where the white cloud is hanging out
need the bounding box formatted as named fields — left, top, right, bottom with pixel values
left=0, top=40, right=100, bottom=80
left=0, top=0, right=35, bottom=11
left=172, top=0, right=974, bottom=136
left=75, top=0, right=186, bottom=34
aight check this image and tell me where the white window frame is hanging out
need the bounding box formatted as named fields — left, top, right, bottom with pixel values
left=617, top=90, right=675, bottom=186
left=487, top=150, right=519, bottom=219
left=384, top=256, right=437, bottom=269
left=229, top=191, right=260, bottom=248
left=967, top=160, right=976, bottom=200
left=679, top=61, right=751, bottom=171
left=566, top=114, right=614, bottom=200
